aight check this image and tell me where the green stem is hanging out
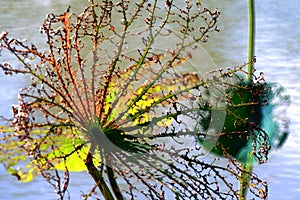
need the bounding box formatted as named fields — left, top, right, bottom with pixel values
left=239, top=152, right=253, bottom=199
left=247, top=0, right=255, bottom=81
left=107, top=164, right=124, bottom=200
left=239, top=1, right=256, bottom=198
left=85, top=152, right=115, bottom=200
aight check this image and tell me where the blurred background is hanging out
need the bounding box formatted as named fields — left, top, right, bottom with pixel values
left=0, top=0, right=299, bottom=199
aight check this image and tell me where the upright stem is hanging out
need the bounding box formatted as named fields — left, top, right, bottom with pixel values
left=247, top=0, right=255, bottom=81
left=107, top=164, right=124, bottom=200
left=85, top=152, right=115, bottom=200
left=239, top=152, right=253, bottom=200
left=239, top=0, right=255, bottom=199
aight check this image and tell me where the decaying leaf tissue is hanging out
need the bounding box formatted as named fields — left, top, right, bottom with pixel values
left=0, top=1, right=289, bottom=199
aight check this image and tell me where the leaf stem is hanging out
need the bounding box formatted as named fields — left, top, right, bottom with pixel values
left=239, top=152, right=253, bottom=200
left=85, top=152, right=114, bottom=200
left=239, top=0, right=255, bottom=198
left=107, top=164, right=124, bottom=200
left=247, top=0, right=255, bottom=81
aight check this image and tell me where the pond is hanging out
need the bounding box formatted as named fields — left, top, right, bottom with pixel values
left=0, top=0, right=299, bottom=199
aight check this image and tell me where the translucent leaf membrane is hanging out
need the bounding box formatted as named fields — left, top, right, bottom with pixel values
left=0, top=1, right=273, bottom=199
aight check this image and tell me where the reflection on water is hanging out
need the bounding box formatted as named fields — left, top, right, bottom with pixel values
left=1, top=0, right=299, bottom=199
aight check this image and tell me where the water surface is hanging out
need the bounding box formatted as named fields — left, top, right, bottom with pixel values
left=1, top=1, right=299, bottom=199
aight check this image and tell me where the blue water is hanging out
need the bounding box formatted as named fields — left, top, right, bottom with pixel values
left=1, top=0, right=299, bottom=199
left=254, top=1, right=300, bottom=199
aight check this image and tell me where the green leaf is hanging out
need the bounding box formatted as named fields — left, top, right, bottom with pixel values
left=47, top=137, right=88, bottom=171
left=198, top=81, right=266, bottom=163
left=0, top=125, right=100, bottom=181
